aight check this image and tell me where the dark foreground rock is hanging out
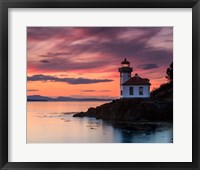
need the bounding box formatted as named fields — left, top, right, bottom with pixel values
left=73, top=98, right=173, bottom=122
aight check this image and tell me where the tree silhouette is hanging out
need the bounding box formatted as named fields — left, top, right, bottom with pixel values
left=166, top=62, right=173, bottom=82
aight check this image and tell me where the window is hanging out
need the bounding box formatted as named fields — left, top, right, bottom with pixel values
left=121, top=90, right=123, bottom=95
left=129, top=87, right=133, bottom=95
left=139, top=87, right=143, bottom=95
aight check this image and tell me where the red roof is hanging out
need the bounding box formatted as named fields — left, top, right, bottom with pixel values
left=122, top=74, right=151, bottom=86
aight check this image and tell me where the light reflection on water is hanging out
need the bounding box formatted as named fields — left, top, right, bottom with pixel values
left=27, top=101, right=173, bottom=143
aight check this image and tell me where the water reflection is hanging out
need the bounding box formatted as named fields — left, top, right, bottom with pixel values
left=27, top=102, right=173, bottom=143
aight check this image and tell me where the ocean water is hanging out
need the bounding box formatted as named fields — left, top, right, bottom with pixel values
left=27, top=101, right=173, bottom=143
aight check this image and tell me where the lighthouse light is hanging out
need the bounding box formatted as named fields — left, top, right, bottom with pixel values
left=122, top=64, right=129, bottom=67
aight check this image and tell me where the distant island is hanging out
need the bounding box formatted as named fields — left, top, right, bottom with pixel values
left=27, top=95, right=113, bottom=102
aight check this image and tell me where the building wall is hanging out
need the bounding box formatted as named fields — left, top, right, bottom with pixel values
left=121, top=85, right=150, bottom=98
left=120, top=73, right=131, bottom=98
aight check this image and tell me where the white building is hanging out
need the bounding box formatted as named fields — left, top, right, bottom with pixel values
left=118, top=58, right=151, bottom=98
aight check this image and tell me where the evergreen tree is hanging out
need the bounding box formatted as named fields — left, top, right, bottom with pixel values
left=166, top=62, right=173, bottom=82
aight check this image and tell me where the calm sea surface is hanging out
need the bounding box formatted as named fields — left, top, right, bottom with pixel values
left=27, top=101, right=173, bottom=143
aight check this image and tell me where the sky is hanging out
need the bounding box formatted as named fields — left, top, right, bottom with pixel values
left=27, top=27, right=173, bottom=99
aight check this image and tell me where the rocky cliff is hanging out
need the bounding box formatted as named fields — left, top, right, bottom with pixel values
left=73, top=98, right=173, bottom=122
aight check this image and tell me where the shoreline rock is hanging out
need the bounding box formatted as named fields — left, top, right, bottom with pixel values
left=73, top=98, right=173, bottom=122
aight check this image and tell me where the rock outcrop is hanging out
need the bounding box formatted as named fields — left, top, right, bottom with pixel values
left=73, top=98, right=173, bottom=122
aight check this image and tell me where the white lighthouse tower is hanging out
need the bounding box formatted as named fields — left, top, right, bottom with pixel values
left=118, top=58, right=133, bottom=98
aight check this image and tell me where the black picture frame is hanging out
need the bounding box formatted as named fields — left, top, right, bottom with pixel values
left=0, top=0, right=199, bottom=169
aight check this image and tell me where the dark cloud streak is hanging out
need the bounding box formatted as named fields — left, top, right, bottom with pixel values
left=81, top=90, right=95, bottom=92
left=40, top=60, right=50, bottom=63
left=27, top=74, right=113, bottom=84
left=27, top=89, right=39, bottom=92
left=39, top=52, right=71, bottom=58
left=81, top=90, right=110, bottom=92
left=138, top=63, right=160, bottom=70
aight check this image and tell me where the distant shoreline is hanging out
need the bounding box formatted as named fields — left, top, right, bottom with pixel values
left=27, top=95, right=114, bottom=102
left=27, top=100, right=112, bottom=102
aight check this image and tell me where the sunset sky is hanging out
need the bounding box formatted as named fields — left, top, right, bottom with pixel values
left=27, top=27, right=173, bottom=99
